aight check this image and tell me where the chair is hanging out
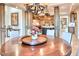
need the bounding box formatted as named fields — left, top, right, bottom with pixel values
left=76, top=49, right=79, bottom=56
left=61, top=32, right=72, bottom=44
left=10, top=30, right=20, bottom=38
left=46, top=29, right=55, bottom=37
left=76, top=46, right=79, bottom=56
left=27, top=29, right=31, bottom=35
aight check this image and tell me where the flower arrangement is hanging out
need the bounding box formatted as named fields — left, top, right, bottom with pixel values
left=31, top=26, right=41, bottom=35
left=31, top=26, right=42, bottom=40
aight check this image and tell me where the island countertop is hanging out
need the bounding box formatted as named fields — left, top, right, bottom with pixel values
left=42, top=26, right=54, bottom=28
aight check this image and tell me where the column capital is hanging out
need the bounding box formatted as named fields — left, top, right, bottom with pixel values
left=54, top=6, right=59, bottom=10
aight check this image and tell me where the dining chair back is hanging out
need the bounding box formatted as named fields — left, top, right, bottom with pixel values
left=10, top=31, right=20, bottom=38
left=76, top=47, right=79, bottom=56
left=61, top=32, right=72, bottom=44
left=46, top=29, right=55, bottom=37
left=27, top=29, right=31, bottom=35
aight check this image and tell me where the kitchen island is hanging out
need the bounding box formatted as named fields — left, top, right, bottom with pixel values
left=42, top=26, right=54, bottom=34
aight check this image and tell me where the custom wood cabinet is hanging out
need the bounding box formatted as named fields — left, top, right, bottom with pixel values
left=32, top=14, right=54, bottom=26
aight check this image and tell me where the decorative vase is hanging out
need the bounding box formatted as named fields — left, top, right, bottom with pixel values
left=32, top=33, right=38, bottom=40
left=31, top=29, right=38, bottom=40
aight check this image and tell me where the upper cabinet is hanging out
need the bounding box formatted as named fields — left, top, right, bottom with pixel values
left=32, top=14, right=54, bottom=26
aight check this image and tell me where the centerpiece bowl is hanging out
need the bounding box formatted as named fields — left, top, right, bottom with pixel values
left=21, top=35, right=47, bottom=46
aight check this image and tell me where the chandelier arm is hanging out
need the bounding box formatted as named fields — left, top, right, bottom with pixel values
left=25, top=3, right=49, bottom=15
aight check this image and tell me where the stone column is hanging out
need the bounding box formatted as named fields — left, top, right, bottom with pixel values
left=28, top=12, right=32, bottom=29
left=26, top=11, right=33, bottom=30
left=25, top=11, right=33, bottom=35
left=54, top=6, right=60, bottom=37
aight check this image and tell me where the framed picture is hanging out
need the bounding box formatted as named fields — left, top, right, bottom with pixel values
left=11, top=13, right=18, bottom=26
left=60, top=15, right=68, bottom=32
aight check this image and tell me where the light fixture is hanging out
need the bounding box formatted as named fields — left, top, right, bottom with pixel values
left=25, top=3, right=49, bottom=15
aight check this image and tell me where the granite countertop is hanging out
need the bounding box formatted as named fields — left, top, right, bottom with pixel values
left=42, top=26, right=54, bottom=28
left=12, top=28, right=20, bottom=31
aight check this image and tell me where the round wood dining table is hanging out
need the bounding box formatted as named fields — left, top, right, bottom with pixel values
left=0, top=35, right=71, bottom=56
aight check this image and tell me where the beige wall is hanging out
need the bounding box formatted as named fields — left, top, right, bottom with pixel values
left=77, top=11, right=79, bottom=39
left=5, top=5, right=26, bottom=37
left=0, top=4, right=5, bottom=47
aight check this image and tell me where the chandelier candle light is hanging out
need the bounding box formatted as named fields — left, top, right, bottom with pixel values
left=25, top=3, right=49, bottom=15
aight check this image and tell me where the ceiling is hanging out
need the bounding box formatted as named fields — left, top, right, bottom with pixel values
left=5, top=3, right=79, bottom=15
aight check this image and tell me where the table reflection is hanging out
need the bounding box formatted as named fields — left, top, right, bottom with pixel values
left=0, top=35, right=71, bottom=56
